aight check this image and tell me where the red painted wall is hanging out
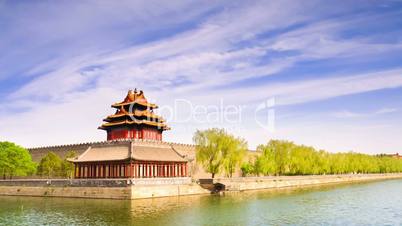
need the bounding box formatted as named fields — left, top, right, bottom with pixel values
left=107, top=128, right=162, bottom=141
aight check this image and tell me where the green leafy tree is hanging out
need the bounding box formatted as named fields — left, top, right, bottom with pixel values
left=254, top=145, right=276, bottom=176
left=252, top=140, right=402, bottom=176
left=61, top=151, right=77, bottom=179
left=240, top=162, right=254, bottom=177
left=0, top=142, right=36, bottom=179
left=194, top=128, right=248, bottom=178
left=222, top=137, right=247, bottom=177
left=37, top=152, right=63, bottom=178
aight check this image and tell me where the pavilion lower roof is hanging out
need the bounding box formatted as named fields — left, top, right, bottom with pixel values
left=104, top=111, right=163, bottom=122
left=68, top=142, right=187, bottom=163
left=99, top=119, right=170, bottom=130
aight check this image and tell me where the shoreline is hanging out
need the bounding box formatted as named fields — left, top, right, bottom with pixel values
left=0, top=173, right=401, bottom=200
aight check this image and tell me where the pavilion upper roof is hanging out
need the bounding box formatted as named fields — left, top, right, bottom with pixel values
left=112, top=89, right=158, bottom=109
left=104, top=109, right=163, bottom=122
left=100, top=89, right=169, bottom=130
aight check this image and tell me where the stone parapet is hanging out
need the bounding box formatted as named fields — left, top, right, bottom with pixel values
left=1, top=174, right=401, bottom=199
left=212, top=173, right=402, bottom=191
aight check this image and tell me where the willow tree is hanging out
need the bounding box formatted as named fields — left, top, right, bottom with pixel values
left=61, top=151, right=77, bottom=179
left=194, top=128, right=247, bottom=178
left=0, top=141, right=36, bottom=179
left=251, top=139, right=402, bottom=176
left=222, top=136, right=247, bottom=177
left=37, top=152, right=63, bottom=178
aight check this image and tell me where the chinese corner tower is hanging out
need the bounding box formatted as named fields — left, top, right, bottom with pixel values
left=98, top=89, right=169, bottom=141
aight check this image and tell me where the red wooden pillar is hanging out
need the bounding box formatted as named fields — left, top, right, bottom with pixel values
left=83, top=165, right=85, bottom=178
left=144, top=163, right=146, bottom=178
left=148, top=163, right=151, bottom=177
left=141, top=163, right=143, bottom=178
left=166, top=164, right=169, bottom=177
left=76, top=165, right=79, bottom=178
left=143, top=163, right=145, bottom=178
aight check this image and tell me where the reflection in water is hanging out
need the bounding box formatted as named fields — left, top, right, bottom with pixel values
left=0, top=180, right=402, bottom=225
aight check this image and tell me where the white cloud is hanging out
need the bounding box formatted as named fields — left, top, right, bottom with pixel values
left=375, top=108, right=397, bottom=115
left=332, top=108, right=398, bottom=119
left=1, top=1, right=402, bottom=154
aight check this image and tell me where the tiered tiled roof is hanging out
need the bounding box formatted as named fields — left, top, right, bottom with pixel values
left=68, top=140, right=187, bottom=163
left=98, top=89, right=169, bottom=130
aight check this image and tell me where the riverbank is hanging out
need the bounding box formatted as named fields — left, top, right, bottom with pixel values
left=0, top=173, right=401, bottom=199
left=212, top=173, right=402, bottom=191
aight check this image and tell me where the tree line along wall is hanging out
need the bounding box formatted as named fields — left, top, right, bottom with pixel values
left=28, top=144, right=90, bottom=162
left=27, top=140, right=260, bottom=179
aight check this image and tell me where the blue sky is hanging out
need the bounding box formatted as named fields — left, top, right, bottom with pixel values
left=0, top=0, right=402, bottom=154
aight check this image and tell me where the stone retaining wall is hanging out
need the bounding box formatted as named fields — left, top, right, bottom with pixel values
left=1, top=174, right=401, bottom=199
left=0, top=177, right=206, bottom=199
left=0, top=183, right=208, bottom=200
left=213, top=173, right=402, bottom=191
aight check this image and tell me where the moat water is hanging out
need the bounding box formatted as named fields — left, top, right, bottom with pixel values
left=0, top=179, right=401, bottom=226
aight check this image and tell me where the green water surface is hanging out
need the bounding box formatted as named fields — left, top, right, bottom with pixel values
left=0, top=179, right=401, bottom=226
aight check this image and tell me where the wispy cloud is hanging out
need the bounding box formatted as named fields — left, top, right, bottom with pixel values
left=332, top=108, right=398, bottom=119
left=0, top=1, right=402, bottom=153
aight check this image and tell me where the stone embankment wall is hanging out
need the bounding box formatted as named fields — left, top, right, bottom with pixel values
left=1, top=174, right=402, bottom=199
left=213, top=173, right=402, bottom=191
left=0, top=178, right=209, bottom=199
